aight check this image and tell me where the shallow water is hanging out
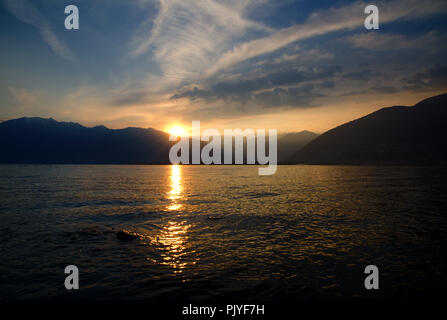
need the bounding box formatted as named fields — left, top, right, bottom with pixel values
left=0, top=165, right=446, bottom=299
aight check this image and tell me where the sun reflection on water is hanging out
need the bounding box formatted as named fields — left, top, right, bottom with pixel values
left=156, top=220, right=195, bottom=274
left=152, top=165, right=195, bottom=274
left=167, top=164, right=183, bottom=211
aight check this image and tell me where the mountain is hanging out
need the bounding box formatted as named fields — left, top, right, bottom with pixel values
left=0, top=117, right=319, bottom=165
left=278, top=131, right=318, bottom=163
left=7, top=95, right=445, bottom=166
left=0, top=117, right=172, bottom=164
left=290, top=93, right=447, bottom=165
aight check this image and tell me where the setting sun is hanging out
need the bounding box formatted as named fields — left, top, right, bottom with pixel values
left=167, top=125, right=188, bottom=137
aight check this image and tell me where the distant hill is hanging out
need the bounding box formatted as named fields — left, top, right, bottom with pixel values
left=0, top=117, right=318, bottom=165
left=278, top=131, right=318, bottom=163
left=290, top=93, right=447, bottom=165
left=0, top=117, right=172, bottom=164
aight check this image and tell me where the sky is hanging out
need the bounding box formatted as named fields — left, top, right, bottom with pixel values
left=1, top=0, right=447, bottom=134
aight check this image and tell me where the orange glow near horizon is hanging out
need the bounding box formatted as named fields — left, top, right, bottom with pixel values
left=167, top=125, right=188, bottom=137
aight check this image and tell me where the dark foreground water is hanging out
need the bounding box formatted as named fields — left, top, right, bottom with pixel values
left=0, top=165, right=446, bottom=300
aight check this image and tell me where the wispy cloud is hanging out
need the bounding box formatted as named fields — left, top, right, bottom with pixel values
left=129, top=0, right=447, bottom=87
left=346, top=31, right=445, bottom=51
left=403, top=64, right=447, bottom=92
left=272, top=48, right=334, bottom=65
left=206, top=0, right=447, bottom=76
left=131, top=0, right=271, bottom=81
left=2, top=0, right=447, bottom=132
left=8, top=86, right=37, bottom=105
left=116, top=0, right=447, bottom=124
left=3, top=0, right=77, bottom=62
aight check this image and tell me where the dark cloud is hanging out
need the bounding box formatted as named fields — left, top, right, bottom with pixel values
left=170, top=87, right=214, bottom=101
left=343, top=69, right=379, bottom=81
left=170, top=66, right=341, bottom=106
left=177, top=83, right=325, bottom=122
left=402, top=65, right=447, bottom=91
left=340, top=90, right=367, bottom=96
left=370, top=84, right=398, bottom=94
left=319, top=80, right=335, bottom=88
left=253, top=84, right=324, bottom=108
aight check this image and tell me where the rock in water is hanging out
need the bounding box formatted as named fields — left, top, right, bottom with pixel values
left=116, top=229, right=140, bottom=241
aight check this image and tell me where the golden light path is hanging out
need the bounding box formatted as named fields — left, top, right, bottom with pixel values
left=156, top=164, right=194, bottom=274
left=167, top=164, right=182, bottom=211
left=157, top=220, right=191, bottom=274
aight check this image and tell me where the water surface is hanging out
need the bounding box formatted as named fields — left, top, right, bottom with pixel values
left=0, top=165, right=446, bottom=299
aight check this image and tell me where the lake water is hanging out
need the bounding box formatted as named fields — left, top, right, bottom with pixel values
left=0, top=165, right=446, bottom=300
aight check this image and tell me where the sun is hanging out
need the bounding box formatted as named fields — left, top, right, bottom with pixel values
left=167, top=125, right=188, bottom=137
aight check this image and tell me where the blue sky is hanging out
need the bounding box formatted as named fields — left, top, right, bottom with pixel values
left=1, top=0, right=447, bottom=133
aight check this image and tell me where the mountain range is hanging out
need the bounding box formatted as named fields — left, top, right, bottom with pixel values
left=290, top=93, right=447, bottom=165
left=0, top=117, right=316, bottom=164
left=0, top=117, right=171, bottom=164
left=1, top=93, right=446, bottom=165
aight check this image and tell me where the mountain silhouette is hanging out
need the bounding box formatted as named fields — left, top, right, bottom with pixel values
left=290, top=93, right=447, bottom=165
left=0, top=117, right=319, bottom=165
left=278, top=131, right=318, bottom=163
left=0, top=117, right=172, bottom=164
left=5, top=92, right=445, bottom=167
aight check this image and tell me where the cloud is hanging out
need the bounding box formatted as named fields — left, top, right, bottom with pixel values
left=3, top=0, right=446, bottom=130
left=131, top=0, right=270, bottom=81
left=370, top=84, right=398, bottom=94
left=206, top=0, right=447, bottom=76
left=343, top=69, right=380, bottom=81
left=124, top=0, right=447, bottom=113
left=346, top=31, right=445, bottom=51
left=3, top=0, right=77, bottom=62
left=403, top=65, right=447, bottom=91
left=8, top=86, right=37, bottom=105
left=173, top=83, right=325, bottom=122
left=253, top=84, right=324, bottom=108
left=171, top=66, right=341, bottom=103
left=272, top=49, right=334, bottom=65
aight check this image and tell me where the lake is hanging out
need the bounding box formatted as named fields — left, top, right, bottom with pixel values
left=0, top=165, right=446, bottom=299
